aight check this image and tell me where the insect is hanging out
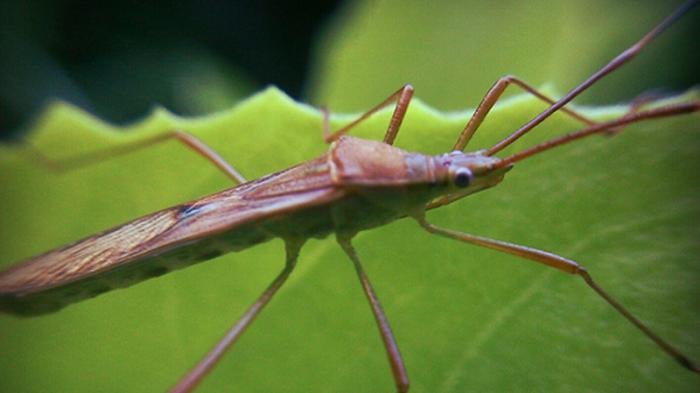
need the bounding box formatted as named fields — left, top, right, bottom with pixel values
left=0, top=2, right=698, bottom=393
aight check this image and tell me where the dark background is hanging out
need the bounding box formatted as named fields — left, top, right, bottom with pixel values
left=1, top=0, right=697, bottom=137
left=0, top=0, right=342, bottom=136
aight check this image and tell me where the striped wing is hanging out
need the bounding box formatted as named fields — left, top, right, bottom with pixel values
left=0, top=155, right=342, bottom=315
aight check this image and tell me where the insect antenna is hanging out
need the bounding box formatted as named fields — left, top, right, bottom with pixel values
left=492, top=100, right=699, bottom=169
left=484, top=0, right=698, bottom=157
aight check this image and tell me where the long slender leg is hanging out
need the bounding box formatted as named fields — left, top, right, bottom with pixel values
left=413, top=213, right=699, bottom=372
left=322, top=84, right=414, bottom=145
left=485, top=1, right=698, bottom=156
left=25, top=129, right=247, bottom=184
left=452, top=75, right=600, bottom=151
left=170, top=239, right=304, bottom=393
left=337, top=237, right=410, bottom=393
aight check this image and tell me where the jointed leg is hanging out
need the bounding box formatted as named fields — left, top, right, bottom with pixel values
left=170, top=239, right=304, bottom=393
left=26, top=130, right=247, bottom=184
left=337, top=236, right=410, bottom=393
left=452, top=75, right=599, bottom=151
left=413, top=213, right=699, bottom=372
left=322, top=85, right=414, bottom=145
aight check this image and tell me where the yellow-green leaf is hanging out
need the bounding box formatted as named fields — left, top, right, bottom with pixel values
left=0, top=86, right=698, bottom=393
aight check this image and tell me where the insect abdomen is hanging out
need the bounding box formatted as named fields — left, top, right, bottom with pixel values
left=0, top=221, right=276, bottom=316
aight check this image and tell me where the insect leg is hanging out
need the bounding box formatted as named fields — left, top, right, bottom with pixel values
left=413, top=214, right=699, bottom=373
left=323, top=84, right=414, bottom=145
left=452, top=75, right=600, bottom=151
left=170, top=239, right=304, bottom=393
left=337, top=237, right=410, bottom=393
left=25, top=129, right=247, bottom=184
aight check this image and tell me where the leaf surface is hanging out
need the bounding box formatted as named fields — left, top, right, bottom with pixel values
left=0, top=87, right=698, bottom=393
left=1, top=1, right=699, bottom=392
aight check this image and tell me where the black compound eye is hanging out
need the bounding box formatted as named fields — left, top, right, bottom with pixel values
left=454, top=168, right=473, bottom=188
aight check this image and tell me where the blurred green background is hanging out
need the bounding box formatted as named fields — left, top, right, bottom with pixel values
left=1, top=0, right=697, bottom=136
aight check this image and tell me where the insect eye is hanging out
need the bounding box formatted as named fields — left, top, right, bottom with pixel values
left=454, top=168, right=473, bottom=188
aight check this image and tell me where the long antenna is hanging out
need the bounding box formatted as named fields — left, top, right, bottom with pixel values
left=486, top=0, right=699, bottom=156
left=492, top=101, right=699, bottom=169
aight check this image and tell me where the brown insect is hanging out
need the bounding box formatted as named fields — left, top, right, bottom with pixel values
left=1, top=2, right=698, bottom=392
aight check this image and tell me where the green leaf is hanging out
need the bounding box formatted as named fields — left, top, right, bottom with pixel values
left=1, top=1, right=699, bottom=392
left=1, top=86, right=698, bottom=393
